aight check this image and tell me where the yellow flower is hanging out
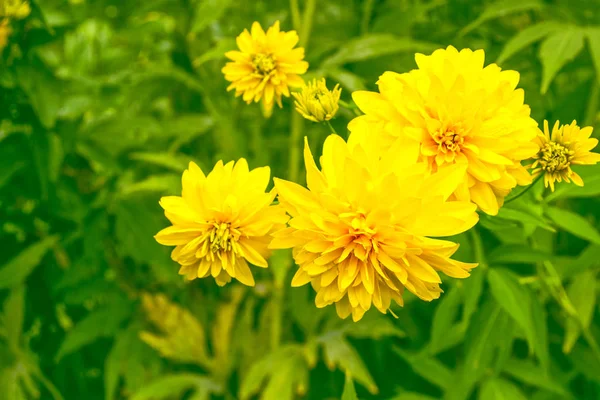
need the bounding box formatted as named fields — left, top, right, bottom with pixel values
left=1, top=0, right=30, bottom=19
left=0, top=19, right=10, bottom=50
left=222, top=21, right=308, bottom=117
left=530, top=120, right=600, bottom=191
left=270, top=134, right=479, bottom=322
left=349, top=46, right=539, bottom=215
left=292, top=78, right=341, bottom=122
left=155, top=160, right=288, bottom=287
left=139, top=293, right=210, bottom=366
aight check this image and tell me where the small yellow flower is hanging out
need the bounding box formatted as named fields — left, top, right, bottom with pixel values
left=349, top=46, right=539, bottom=215
left=530, top=120, right=600, bottom=191
left=0, top=19, right=11, bottom=50
left=139, top=293, right=209, bottom=365
left=271, top=134, right=478, bottom=322
left=292, top=78, right=341, bottom=122
left=0, top=0, right=31, bottom=19
left=222, top=21, right=308, bottom=117
left=155, top=160, right=288, bottom=287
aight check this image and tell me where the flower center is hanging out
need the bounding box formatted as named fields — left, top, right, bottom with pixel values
left=252, top=53, right=276, bottom=75
left=538, top=141, right=573, bottom=173
left=209, top=222, right=235, bottom=253
left=432, top=126, right=464, bottom=154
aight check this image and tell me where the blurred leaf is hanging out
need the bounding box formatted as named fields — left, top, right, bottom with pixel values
left=48, top=133, right=64, bottom=183
left=559, top=244, right=600, bottom=279
left=545, top=165, right=600, bottom=201
left=479, top=377, right=527, bottom=400
left=460, top=0, right=544, bottom=36
left=389, top=392, right=437, bottom=400
left=497, top=21, right=563, bottom=64
left=530, top=293, right=549, bottom=371
left=539, top=28, right=586, bottom=94
left=129, top=152, right=192, bottom=172
left=191, top=0, right=233, bottom=34
left=343, top=311, right=405, bottom=340
left=56, top=301, right=132, bottom=362
left=320, top=333, right=378, bottom=395
left=569, top=342, right=600, bottom=382
left=564, top=270, right=597, bottom=353
left=0, top=161, right=25, bottom=189
left=342, top=373, right=358, bottom=400
left=488, top=245, right=553, bottom=264
left=321, top=34, right=437, bottom=67
left=428, top=286, right=463, bottom=354
left=131, top=373, right=220, bottom=400
left=0, top=236, right=58, bottom=289
left=488, top=269, right=537, bottom=356
left=496, top=206, right=555, bottom=232
left=325, top=68, right=366, bottom=92
left=502, top=358, right=569, bottom=396
left=119, top=174, right=181, bottom=197
left=586, top=27, right=600, bottom=81
left=15, top=62, right=62, bottom=129
left=545, top=206, right=600, bottom=245
left=193, top=38, right=236, bottom=67
left=395, top=348, right=452, bottom=390
left=461, top=266, right=486, bottom=327
left=239, top=345, right=308, bottom=400
left=1, top=286, right=25, bottom=348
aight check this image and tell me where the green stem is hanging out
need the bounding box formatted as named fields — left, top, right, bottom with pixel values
left=288, top=112, right=303, bottom=182
left=299, top=0, right=317, bottom=48
left=290, top=0, right=301, bottom=31
left=325, top=120, right=337, bottom=135
left=469, top=226, right=487, bottom=269
left=584, top=80, right=599, bottom=127
left=504, top=174, right=543, bottom=204
left=360, top=0, right=375, bottom=34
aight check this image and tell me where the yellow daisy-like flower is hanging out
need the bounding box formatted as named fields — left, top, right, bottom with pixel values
left=222, top=21, right=308, bottom=117
left=270, top=133, right=479, bottom=322
left=0, top=19, right=11, bottom=50
left=0, top=0, right=31, bottom=19
left=155, top=160, right=288, bottom=287
left=349, top=46, right=539, bottom=215
left=292, top=78, right=341, bottom=122
left=530, top=120, right=600, bottom=191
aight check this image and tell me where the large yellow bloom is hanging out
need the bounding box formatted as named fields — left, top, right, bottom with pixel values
left=271, top=133, right=479, bottom=321
left=222, top=21, right=308, bottom=117
left=155, top=160, right=288, bottom=286
left=530, top=120, right=600, bottom=191
left=349, top=46, right=539, bottom=215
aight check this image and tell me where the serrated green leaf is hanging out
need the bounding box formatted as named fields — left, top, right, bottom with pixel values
left=130, top=374, right=220, bottom=400
left=539, top=28, right=586, bottom=93
left=321, top=34, right=437, bottom=67
left=0, top=236, right=58, bottom=289
left=56, top=302, right=132, bottom=361
left=497, top=21, right=563, bottom=64
left=479, top=377, right=528, bottom=400
left=564, top=270, right=597, bottom=353
left=460, top=0, right=544, bottom=36
left=488, top=269, right=537, bottom=355
left=546, top=206, right=600, bottom=245
left=342, top=373, right=358, bottom=400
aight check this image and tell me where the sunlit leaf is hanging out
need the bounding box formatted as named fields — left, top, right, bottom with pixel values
left=488, top=245, right=553, bottom=264
left=564, top=270, right=597, bottom=353
left=479, top=377, right=527, bottom=400
left=545, top=206, right=600, bottom=245
left=539, top=28, right=586, bottom=93
left=586, top=27, right=600, bottom=81
left=130, top=374, right=220, bottom=400
left=342, top=373, right=358, bottom=400
left=1, top=286, right=25, bottom=349
left=497, top=21, right=563, bottom=64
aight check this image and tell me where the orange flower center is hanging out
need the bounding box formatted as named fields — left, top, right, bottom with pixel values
left=432, top=125, right=465, bottom=154
left=252, top=53, right=276, bottom=75
left=346, top=212, right=379, bottom=261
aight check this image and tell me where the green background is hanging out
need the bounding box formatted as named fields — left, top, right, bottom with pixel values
left=1, top=0, right=600, bottom=399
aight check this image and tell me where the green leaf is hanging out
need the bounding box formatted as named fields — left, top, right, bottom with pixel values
left=586, top=27, right=600, bottom=81
left=563, top=270, right=597, bottom=353
left=428, top=286, right=463, bottom=354
left=488, top=269, right=537, bottom=355
left=320, top=334, right=378, bottom=395
left=190, top=0, right=233, bottom=34
left=343, top=311, right=405, bottom=340
left=56, top=302, right=132, bottom=361
left=460, top=0, right=544, bottom=36
left=0, top=236, right=58, bottom=289
left=461, top=266, right=486, bottom=327
left=119, top=174, right=181, bottom=197
left=545, top=206, right=600, bottom=245
left=342, top=373, right=359, bottom=400
left=394, top=349, right=452, bottom=390
left=545, top=164, right=600, bottom=201
left=502, top=358, right=569, bottom=396
left=539, top=28, right=586, bottom=93
left=497, top=21, right=563, bottom=64
left=496, top=206, right=555, bottom=232
left=488, top=245, right=553, bottom=264
left=193, top=39, right=237, bottom=67
left=130, top=374, right=220, bottom=400
left=325, top=68, right=366, bottom=92
left=15, top=62, right=62, bottom=129
left=479, top=377, right=527, bottom=400
left=559, top=244, right=600, bottom=279
left=389, top=392, right=437, bottom=400
left=129, top=152, right=193, bottom=172
left=0, top=161, right=25, bottom=189
left=530, top=294, right=549, bottom=372
left=321, top=34, right=437, bottom=67
left=1, top=286, right=25, bottom=348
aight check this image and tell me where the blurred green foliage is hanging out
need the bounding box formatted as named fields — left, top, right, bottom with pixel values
left=1, top=0, right=600, bottom=399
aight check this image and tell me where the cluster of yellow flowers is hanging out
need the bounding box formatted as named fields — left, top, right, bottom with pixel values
left=0, top=0, right=30, bottom=51
left=156, top=21, right=600, bottom=322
